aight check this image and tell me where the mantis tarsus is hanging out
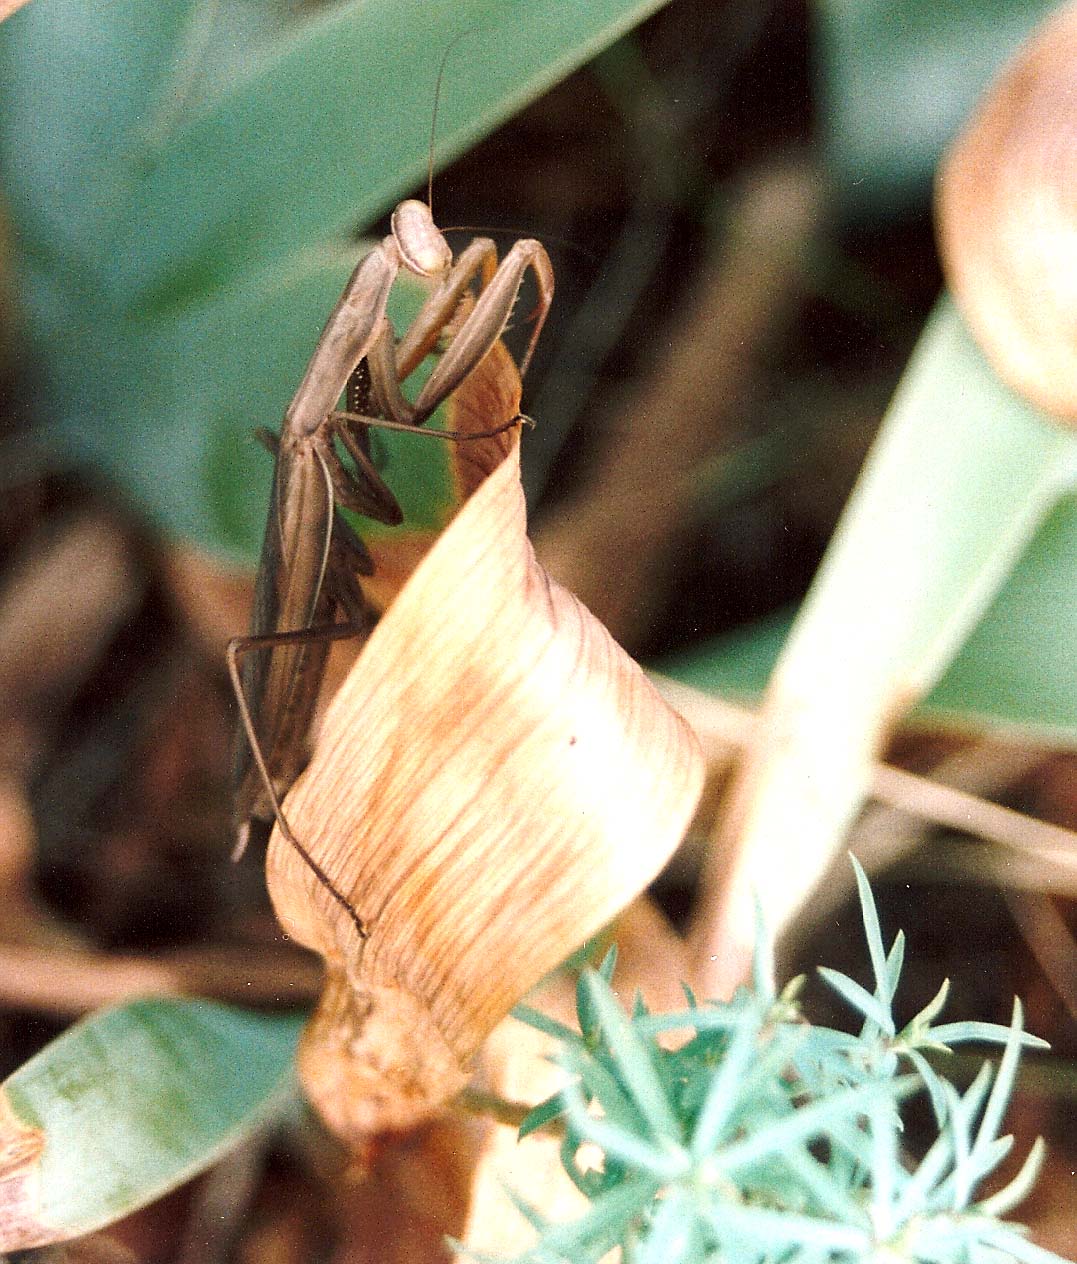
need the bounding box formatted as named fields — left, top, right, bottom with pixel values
left=228, top=197, right=554, bottom=939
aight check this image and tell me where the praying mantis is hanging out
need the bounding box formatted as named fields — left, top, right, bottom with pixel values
left=228, top=196, right=554, bottom=938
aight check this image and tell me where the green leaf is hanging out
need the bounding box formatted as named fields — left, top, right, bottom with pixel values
left=634, top=1188, right=697, bottom=1264
left=976, top=1136, right=1045, bottom=1218
left=739, top=299, right=1076, bottom=706
left=816, top=968, right=895, bottom=1037
left=559, top=1075, right=687, bottom=1180
left=122, top=0, right=676, bottom=300
left=659, top=317, right=1077, bottom=759
left=656, top=607, right=791, bottom=705
left=929, top=1022, right=1048, bottom=1052
left=895, top=1105, right=959, bottom=1220
left=689, top=1005, right=764, bottom=1158
left=0, top=0, right=675, bottom=562
left=777, top=1144, right=869, bottom=1227
left=964, top=1220, right=1073, bottom=1264
left=0, top=0, right=200, bottom=261
left=655, top=300, right=1077, bottom=944
left=884, top=931, right=906, bottom=1004
left=69, top=242, right=377, bottom=562
left=560, top=1045, right=644, bottom=1138
left=968, top=1001, right=1027, bottom=1177
left=578, top=973, right=682, bottom=1145
left=513, top=1004, right=583, bottom=1047
left=0, top=999, right=302, bottom=1250
left=637, top=1008, right=743, bottom=1037
left=702, top=1200, right=870, bottom=1254
left=716, top=1077, right=918, bottom=1176
left=815, top=0, right=1059, bottom=214
left=904, top=1045, right=948, bottom=1127
left=907, top=979, right=951, bottom=1035
left=597, top=945, right=619, bottom=984
left=517, top=1172, right=660, bottom=1262
left=662, top=499, right=1077, bottom=748
left=925, top=493, right=1077, bottom=739
left=850, top=855, right=890, bottom=1004
left=749, top=898, right=776, bottom=1003
left=517, top=1091, right=568, bottom=1141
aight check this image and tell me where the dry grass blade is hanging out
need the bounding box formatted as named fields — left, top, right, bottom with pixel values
left=648, top=675, right=1077, bottom=990
left=266, top=441, right=704, bottom=1144
left=0, top=512, right=141, bottom=731
left=0, top=941, right=322, bottom=1015
left=534, top=155, right=823, bottom=650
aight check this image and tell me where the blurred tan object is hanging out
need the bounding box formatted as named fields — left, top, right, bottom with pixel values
left=267, top=438, right=704, bottom=1146
left=458, top=973, right=588, bottom=1261
left=0, top=939, right=322, bottom=1014
left=0, top=0, right=31, bottom=23
left=534, top=155, right=823, bottom=649
left=0, top=513, right=141, bottom=738
left=936, top=0, right=1077, bottom=425
left=0, top=776, right=79, bottom=949
left=461, top=893, right=701, bottom=1256
left=161, top=545, right=254, bottom=659
left=0, top=513, right=142, bottom=955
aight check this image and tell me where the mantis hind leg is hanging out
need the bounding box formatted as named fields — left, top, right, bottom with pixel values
left=227, top=623, right=369, bottom=941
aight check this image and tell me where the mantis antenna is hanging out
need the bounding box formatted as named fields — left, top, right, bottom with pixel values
left=426, top=28, right=478, bottom=214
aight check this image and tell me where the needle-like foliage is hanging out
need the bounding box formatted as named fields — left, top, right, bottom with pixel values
left=475, top=858, right=1062, bottom=1263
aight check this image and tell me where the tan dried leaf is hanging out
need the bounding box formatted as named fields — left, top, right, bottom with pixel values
left=0, top=0, right=31, bottom=22
left=267, top=443, right=704, bottom=1144
left=936, top=0, right=1077, bottom=424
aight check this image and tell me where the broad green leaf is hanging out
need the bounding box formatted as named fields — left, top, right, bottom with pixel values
left=68, top=249, right=443, bottom=564
left=658, top=491, right=1077, bottom=747
left=1, top=0, right=676, bottom=301
left=667, top=297, right=1077, bottom=957
left=0, top=999, right=302, bottom=1250
left=815, top=0, right=1059, bottom=214
left=0, top=0, right=199, bottom=263
left=0, top=0, right=674, bottom=562
left=60, top=242, right=375, bottom=563
left=747, top=298, right=1076, bottom=711
left=925, top=494, right=1077, bottom=739
left=116, top=0, right=677, bottom=304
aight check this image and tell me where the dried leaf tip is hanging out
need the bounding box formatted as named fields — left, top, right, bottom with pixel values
left=936, top=1, right=1077, bottom=424
left=267, top=445, right=704, bottom=1142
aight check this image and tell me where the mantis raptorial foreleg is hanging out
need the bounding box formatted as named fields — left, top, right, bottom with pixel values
left=230, top=195, right=555, bottom=938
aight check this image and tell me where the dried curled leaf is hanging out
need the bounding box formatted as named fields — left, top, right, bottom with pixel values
left=936, top=0, right=1077, bottom=424
left=0, top=1093, right=46, bottom=1248
left=0, top=0, right=32, bottom=23
left=267, top=444, right=704, bottom=1144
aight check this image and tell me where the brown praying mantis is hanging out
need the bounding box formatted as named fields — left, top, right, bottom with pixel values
left=228, top=196, right=554, bottom=939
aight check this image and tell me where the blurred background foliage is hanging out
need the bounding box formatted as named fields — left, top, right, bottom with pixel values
left=0, top=0, right=1075, bottom=1256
